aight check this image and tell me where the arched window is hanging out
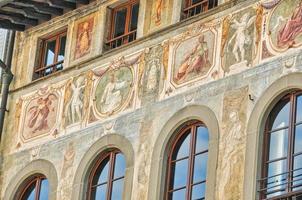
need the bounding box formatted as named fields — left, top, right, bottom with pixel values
left=259, top=91, right=302, bottom=199
left=87, top=150, right=126, bottom=200
left=166, top=121, right=209, bottom=200
left=18, top=175, right=49, bottom=200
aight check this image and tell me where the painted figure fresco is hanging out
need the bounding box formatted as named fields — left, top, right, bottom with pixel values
left=63, top=76, right=86, bottom=127
left=94, top=56, right=138, bottom=116
left=229, top=13, right=255, bottom=62
left=22, top=93, right=59, bottom=141
left=268, top=0, right=302, bottom=50
left=75, top=17, right=94, bottom=59
left=172, top=30, right=215, bottom=85
left=101, top=73, right=129, bottom=113
left=221, top=8, right=256, bottom=73
left=59, top=142, right=76, bottom=199
left=217, top=87, right=248, bottom=200
left=155, top=0, right=163, bottom=25
left=138, top=45, right=164, bottom=104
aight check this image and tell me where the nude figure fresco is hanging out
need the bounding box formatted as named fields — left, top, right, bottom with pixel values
left=75, top=17, right=94, bottom=59
left=221, top=7, right=256, bottom=73
left=268, top=0, right=302, bottom=50
left=172, top=30, right=215, bottom=85
left=21, top=92, right=59, bottom=141
left=63, top=76, right=86, bottom=127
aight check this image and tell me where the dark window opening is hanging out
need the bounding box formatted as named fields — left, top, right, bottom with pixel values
left=259, top=91, right=302, bottom=199
left=182, top=0, right=218, bottom=20
left=106, top=1, right=139, bottom=50
left=34, top=30, right=67, bottom=80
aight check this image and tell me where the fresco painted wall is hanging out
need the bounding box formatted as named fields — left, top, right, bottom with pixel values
left=3, top=1, right=302, bottom=200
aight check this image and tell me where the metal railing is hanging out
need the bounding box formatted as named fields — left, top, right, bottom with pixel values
left=258, top=167, right=302, bottom=199
left=106, top=30, right=137, bottom=50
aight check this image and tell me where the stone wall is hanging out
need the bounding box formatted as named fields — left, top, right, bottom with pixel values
left=1, top=0, right=302, bottom=199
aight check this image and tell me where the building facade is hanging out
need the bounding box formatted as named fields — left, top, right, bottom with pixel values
left=1, top=0, right=302, bottom=199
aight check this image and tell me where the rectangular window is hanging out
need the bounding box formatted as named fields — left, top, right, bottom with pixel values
left=34, top=30, right=67, bottom=80
left=182, top=0, right=218, bottom=20
left=106, top=0, right=139, bottom=49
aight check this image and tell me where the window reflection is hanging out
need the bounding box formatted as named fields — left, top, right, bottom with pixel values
left=260, top=91, right=302, bottom=199
left=167, top=122, right=209, bottom=200
left=19, top=176, right=48, bottom=200
left=88, top=150, right=126, bottom=200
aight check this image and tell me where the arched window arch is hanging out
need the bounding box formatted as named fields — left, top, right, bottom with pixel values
left=166, top=121, right=209, bottom=200
left=17, top=174, right=49, bottom=200
left=259, top=91, right=302, bottom=199
left=87, top=149, right=126, bottom=200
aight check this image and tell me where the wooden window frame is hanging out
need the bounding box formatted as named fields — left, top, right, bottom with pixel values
left=165, top=121, right=208, bottom=200
left=87, top=149, right=125, bottom=200
left=259, top=91, right=302, bottom=199
left=182, top=0, right=218, bottom=20
left=18, top=175, right=47, bottom=200
left=106, top=0, right=139, bottom=49
left=34, top=30, right=67, bottom=79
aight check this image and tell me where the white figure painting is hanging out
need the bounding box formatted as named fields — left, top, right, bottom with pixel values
left=70, top=77, right=85, bottom=124
left=228, top=13, right=255, bottom=63
left=100, top=73, right=128, bottom=114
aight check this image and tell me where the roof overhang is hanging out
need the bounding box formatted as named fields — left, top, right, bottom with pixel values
left=0, top=0, right=91, bottom=31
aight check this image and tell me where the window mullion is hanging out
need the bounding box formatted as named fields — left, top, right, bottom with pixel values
left=107, top=152, right=115, bottom=200
left=53, top=36, right=60, bottom=64
left=124, top=4, right=131, bottom=43
left=287, top=93, right=296, bottom=193
left=165, top=153, right=173, bottom=200
left=187, top=126, right=196, bottom=200
left=35, top=178, right=41, bottom=200
left=110, top=9, right=116, bottom=41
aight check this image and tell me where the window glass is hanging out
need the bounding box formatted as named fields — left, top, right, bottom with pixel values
left=261, top=91, right=302, bottom=199
left=44, top=40, right=56, bottom=66
left=19, top=176, right=48, bottom=200
left=114, top=153, right=126, bottom=179
left=111, top=179, right=124, bottom=200
left=266, top=159, right=287, bottom=198
left=171, top=188, right=186, bottom=200
left=171, top=159, right=189, bottom=189
left=295, top=124, right=302, bottom=154
left=130, top=4, right=139, bottom=32
left=39, top=179, right=49, bottom=200
left=88, top=151, right=126, bottom=200
left=167, top=123, right=209, bottom=200
left=293, top=154, right=302, bottom=191
left=296, top=95, right=302, bottom=123
left=191, top=183, right=206, bottom=200
left=173, top=132, right=191, bottom=160
left=93, top=157, right=110, bottom=186
left=268, top=129, right=288, bottom=160
left=195, top=126, right=209, bottom=153
left=268, top=99, right=290, bottom=131
left=21, top=182, right=36, bottom=200
left=193, top=153, right=208, bottom=183
left=114, top=8, right=127, bottom=38
left=93, top=184, right=107, bottom=200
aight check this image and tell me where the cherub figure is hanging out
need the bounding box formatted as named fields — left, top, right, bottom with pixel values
left=228, top=13, right=255, bottom=62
